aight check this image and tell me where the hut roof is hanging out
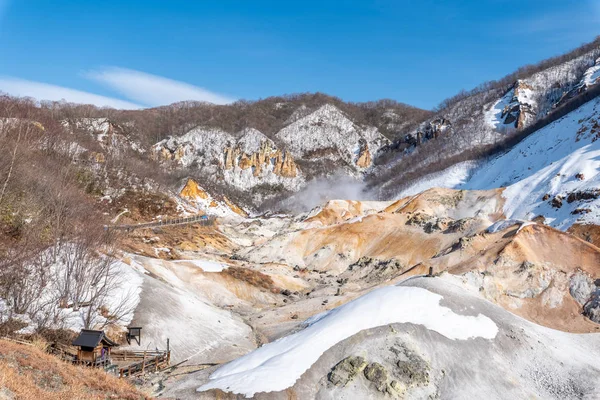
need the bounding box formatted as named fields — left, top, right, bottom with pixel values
left=72, top=329, right=118, bottom=348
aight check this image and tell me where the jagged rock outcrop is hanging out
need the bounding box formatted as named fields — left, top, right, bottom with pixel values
left=326, top=342, right=432, bottom=398
left=178, top=178, right=248, bottom=217
left=275, top=104, right=389, bottom=170
left=364, top=362, right=389, bottom=392
left=180, top=178, right=209, bottom=200
left=414, top=117, right=452, bottom=145
left=328, top=356, right=368, bottom=387
left=500, top=81, right=536, bottom=129
left=584, top=289, right=600, bottom=323
left=356, top=138, right=371, bottom=168
left=152, top=127, right=303, bottom=192
left=222, top=137, right=299, bottom=179
left=272, top=150, right=298, bottom=178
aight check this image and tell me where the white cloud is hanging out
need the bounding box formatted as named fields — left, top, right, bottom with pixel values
left=86, top=67, right=235, bottom=106
left=505, top=3, right=599, bottom=37
left=0, top=77, right=142, bottom=109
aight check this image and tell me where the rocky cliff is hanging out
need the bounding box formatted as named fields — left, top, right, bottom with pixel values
left=151, top=104, right=391, bottom=207
left=179, top=178, right=248, bottom=217
left=152, top=127, right=305, bottom=194
left=275, top=104, right=389, bottom=169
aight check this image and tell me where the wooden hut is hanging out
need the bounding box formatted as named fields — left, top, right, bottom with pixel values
left=72, top=329, right=118, bottom=366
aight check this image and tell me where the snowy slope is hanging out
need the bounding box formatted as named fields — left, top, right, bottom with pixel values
left=381, top=48, right=600, bottom=193
left=581, top=57, right=600, bottom=88
left=153, top=127, right=234, bottom=168
left=125, top=255, right=256, bottom=363
left=394, top=96, right=600, bottom=230
left=236, top=128, right=274, bottom=154
left=395, top=161, right=477, bottom=199
left=192, top=276, right=600, bottom=399
left=62, top=117, right=145, bottom=154
left=462, top=96, right=600, bottom=229
left=3, top=253, right=144, bottom=335
left=275, top=104, right=389, bottom=168
left=198, top=285, right=497, bottom=397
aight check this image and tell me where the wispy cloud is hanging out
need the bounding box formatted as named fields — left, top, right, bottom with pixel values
left=503, top=1, right=599, bottom=38
left=0, top=77, right=142, bottom=109
left=86, top=67, right=235, bottom=106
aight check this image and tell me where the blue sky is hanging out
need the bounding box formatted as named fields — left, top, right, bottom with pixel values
left=0, top=0, right=599, bottom=109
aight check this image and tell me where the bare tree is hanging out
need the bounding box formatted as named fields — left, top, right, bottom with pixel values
left=54, top=230, right=135, bottom=329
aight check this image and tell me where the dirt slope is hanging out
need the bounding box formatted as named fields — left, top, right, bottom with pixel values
left=0, top=339, right=148, bottom=400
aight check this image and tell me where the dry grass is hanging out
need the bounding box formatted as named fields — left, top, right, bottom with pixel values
left=0, top=339, right=149, bottom=400
left=222, top=267, right=278, bottom=292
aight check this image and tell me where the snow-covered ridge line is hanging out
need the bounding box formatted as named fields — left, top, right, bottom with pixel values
left=276, top=104, right=390, bottom=167
left=198, top=285, right=497, bottom=398
left=464, top=96, right=600, bottom=229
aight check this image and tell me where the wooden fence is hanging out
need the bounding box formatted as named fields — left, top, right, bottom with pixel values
left=112, top=350, right=171, bottom=377
left=104, top=214, right=215, bottom=232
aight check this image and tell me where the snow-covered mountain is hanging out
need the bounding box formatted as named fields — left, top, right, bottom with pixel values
left=150, top=104, right=390, bottom=208
left=397, top=94, right=600, bottom=231
left=152, top=126, right=305, bottom=194
left=7, top=42, right=600, bottom=398
left=374, top=44, right=600, bottom=198
left=275, top=104, right=390, bottom=169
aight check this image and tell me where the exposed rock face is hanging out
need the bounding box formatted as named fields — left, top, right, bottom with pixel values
left=344, top=257, right=404, bottom=284
left=364, top=362, right=389, bottom=392
left=275, top=104, right=389, bottom=170
left=272, top=150, right=298, bottom=178
left=149, top=104, right=394, bottom=205
left=406, top=212, right=454, bottom=232
left=584, top=289, right=600, bottom=323
left=328, top=356, right=367, bottom=386
left=324, top=342, right=433, bottom=399
left=569, top=270, right=595, bottom=305
left=566, top=189, right=600, bottom=204
left=180, top=178, right=209, bottom=200
left=356, top=138, right=372, bottom=168
left=392, top=343, right=430, bottom=388
left=551, top=195, right=564, bottom=208
left=152, top=127, right=303, bottom=194
left=223, top=139, right=298, bottom=178
left=504, top=81, right=536, bottom=130
left=415, top=117, right=452, bottom=143
left=178, top=178, right=248, bottom=217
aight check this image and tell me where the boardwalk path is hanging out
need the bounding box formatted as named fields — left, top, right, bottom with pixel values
left=105, top=215, right=216, bottom=232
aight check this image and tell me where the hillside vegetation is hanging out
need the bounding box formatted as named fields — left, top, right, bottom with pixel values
left=0, top=339, right=148, bottom=400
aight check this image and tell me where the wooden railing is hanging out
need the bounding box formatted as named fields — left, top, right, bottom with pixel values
left=113, top=350, right=171, bottom=377
left=104, top=214, right=215, bottom=232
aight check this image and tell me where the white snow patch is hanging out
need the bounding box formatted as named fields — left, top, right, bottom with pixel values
left=198, top=285, right=497, bottom=397
left=582, top=58, right=600, bottom=88
left=486, top=219, right=534, bottom=234
left=395, top=161, right=476, bottom=199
